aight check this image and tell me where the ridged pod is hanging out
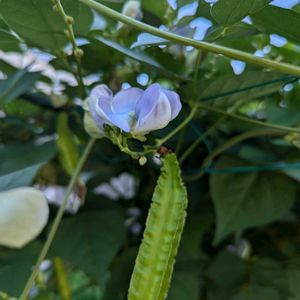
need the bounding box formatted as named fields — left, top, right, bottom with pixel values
left=128, top=153, right=188, bottom=300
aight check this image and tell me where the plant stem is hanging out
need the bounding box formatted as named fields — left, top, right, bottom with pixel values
left=79, top=0, right=300, bottom=76
left=197, top=103, right=300, bottom=134
left=185, top=129, right=284, bottom=181
left=156, top=105, right=199, bottom=147
left=179, top=116, right=225, bottom=164
left=53, top=0, right=86, bottom=98
left=19, top=138, right=96, bottom=300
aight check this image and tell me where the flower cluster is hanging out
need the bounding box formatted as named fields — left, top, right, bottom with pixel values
left=84, top=83, right=182, bottom=138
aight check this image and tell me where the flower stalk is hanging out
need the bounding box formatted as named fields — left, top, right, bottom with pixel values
left=19, top=138, right=96, bottom=300
left=52, top=0, right=86, bottom=98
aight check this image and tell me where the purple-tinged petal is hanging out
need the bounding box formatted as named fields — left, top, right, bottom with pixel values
left=134, top=83, right=172, bottom=133
left=94, top=99, right=132, bottom=132
left=90, top=84, right=113, bottom=100
left=107, top=113, right=133, bottom=132
left=163, top=89, right=182, bottom=119
left=87, top=84, right=114, bottom=126
left=112, top=87, right=143, bottom=114
left=87, top=96, right=105, bottom=130
left=135, top=83, right=161, bottom=120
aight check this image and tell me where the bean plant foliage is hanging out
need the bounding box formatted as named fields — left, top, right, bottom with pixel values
left=1, top=0, right=300, bottom=299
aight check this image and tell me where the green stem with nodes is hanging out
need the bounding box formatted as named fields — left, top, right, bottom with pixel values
left=185, top=129, right=285, bottom=181
left=19, top=138, right=96, bottom=300
left=156, top=105, right=199, bottom=147
left=79, top=0, right=300, bottom=76
left=53, top=0, right=86, bottom=98
left=197, top=103, right=300, bottom=134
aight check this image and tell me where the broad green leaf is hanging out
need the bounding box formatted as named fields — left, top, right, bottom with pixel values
left=128, top=154, right=188, bottom=300
left=57, top=113, right=80, bottom=177
left=182, top=71, right=291, bottom=106
left=0, top=29, right=20, bottom=52
left=250, top=259, right=289, bottom=294
left=206, top=251, right=247, bottom=287
left=252, top=5, right=300, bottom=43
left=210, top=156, right=296, bottom=244
left=249, top=0, right=272, bottom=13
left=206, top=23, right=259, bottom=42
left=141, top=0, right=169, bottom=19
left=167, top=271, right=200, bottom=300
left=231, top=285, right=281, bottom=300
left=0, top=242, right=42, bottom=296
left=0, top=68, right=40, bottom=103
left=0, top=187, right=49, bottom=248
left=211, top=0, right=254, bottom=26
left=0, top=141, right=56, bottom=192
left=0, top=0, right=93, bottom=51
left=90, top=36, right=163, bottom=70
left=211, top=0, right=272, bottom=27
left=287, top=267, right=300, bottom=297
left=102, top=248, right=138, bottom=300
left=50, top=210, right=125, bottom=288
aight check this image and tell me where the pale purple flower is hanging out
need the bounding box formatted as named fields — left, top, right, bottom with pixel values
left=86, top=83, right=182, bottom=136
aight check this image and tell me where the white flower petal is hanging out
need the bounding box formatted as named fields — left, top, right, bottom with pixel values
left=0, top=187, right=49, bottom=248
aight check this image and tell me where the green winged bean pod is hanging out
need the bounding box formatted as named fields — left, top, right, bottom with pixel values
left=128, top=153, right=188, bottom=300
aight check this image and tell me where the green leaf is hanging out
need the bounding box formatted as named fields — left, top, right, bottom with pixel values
left=102, top=248, right=138, bottom=300
left=141, top=0, right=169, bottom=19
left=0, top=242, right=42, bottom=296
left=50, top=210, right=125, bottom=289
left=206, top=251, right=247, bottom=287
left=211, top=0, right=271, bottom=27
left=0, top=141, right=56, bottom=192
left=166, top=271, right=201, bottom=300
left=252, top=5, right=300, bottom=43
left=128, top=154, right=188, bottom=300
left=0, top=29, right=20, bottom=52
left=90, top=36, right=163, bottom=70
left=210, top=156, right=296, bottom=244
left=0, top=187, right=49, bottom=248
left=250, top=259, right=289, bottom=294
left=57, top=113, right=80, bottom=177
left=0, top=0, right=93, bottom=51
left=211, top=0, right=254, bottom=26
left=231, top=285, right=281, bottom=300
left=0, top=68, right=40, bottom=103
left=206, top=23, right=259, bottom=42
left=287, top=267, right=300, bottom=297
left=182, top=71, right=292, bottom=106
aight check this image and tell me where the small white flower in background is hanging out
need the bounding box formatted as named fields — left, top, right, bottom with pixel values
left=94, top=172, right=137, bottom=200
left=40, top=185, right=81, bottom=214
left=227, top=239, right=252, bottom=259
left=0, top=187, right=49, bottom=248
left=117, top=0, right=143, bottom=32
